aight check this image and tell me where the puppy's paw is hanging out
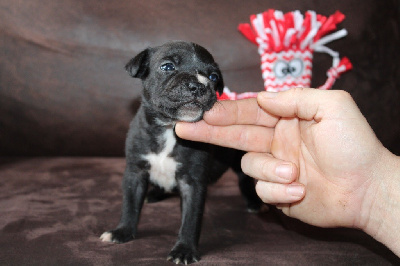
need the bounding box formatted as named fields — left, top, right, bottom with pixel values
left=100, top=228, right=135, bottom=244
left=167, top=243, right=200, bottom=264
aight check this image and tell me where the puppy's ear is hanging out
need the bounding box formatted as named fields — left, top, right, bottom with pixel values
left=215, top=72, right=225, bottom=95
left=125, top=49, right=151, bottom=79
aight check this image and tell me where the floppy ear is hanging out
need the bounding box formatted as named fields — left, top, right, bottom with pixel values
left=125, top=49, right=151, bottom=79
left=215, top=71, right=225, bottom=95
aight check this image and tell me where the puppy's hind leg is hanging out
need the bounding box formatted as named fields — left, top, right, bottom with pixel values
left=236, top=171, right=267, bottom=213
left=100, top=169, right=148, bottom=243
left=229, top=150, right=267, bottom=213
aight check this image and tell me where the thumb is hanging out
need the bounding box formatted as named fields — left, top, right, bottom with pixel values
left=257, top=88, right=353, bottom=121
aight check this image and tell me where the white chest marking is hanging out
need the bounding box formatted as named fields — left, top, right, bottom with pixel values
left=142, top=129, right=179, bottom=192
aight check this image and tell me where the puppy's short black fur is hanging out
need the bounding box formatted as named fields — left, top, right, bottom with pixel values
left=101, top=41, right=263, bottom=264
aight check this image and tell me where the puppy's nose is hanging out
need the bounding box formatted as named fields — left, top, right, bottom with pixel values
left=187, top=82, right=206, bottom=96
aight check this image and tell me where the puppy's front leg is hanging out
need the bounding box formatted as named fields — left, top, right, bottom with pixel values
left=101, top=169, right=148, bottom=243
left=167, top=179, right=206, bottom=264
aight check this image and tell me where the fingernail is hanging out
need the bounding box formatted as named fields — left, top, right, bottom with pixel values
left=174, top=122, right=189, bottom=137
left=259, top=91, right=278, bottom=99
left=174, top=123, right=182, bottom=134
left=287, top=184, right=305, bottom=199
left=276, top=163, right=294, bottom=181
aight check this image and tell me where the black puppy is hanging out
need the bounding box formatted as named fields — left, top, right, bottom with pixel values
left=100, top=41, right=263, bottom=264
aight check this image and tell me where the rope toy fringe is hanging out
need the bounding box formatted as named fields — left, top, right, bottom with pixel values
left=217, top=9, right=352, bottom=100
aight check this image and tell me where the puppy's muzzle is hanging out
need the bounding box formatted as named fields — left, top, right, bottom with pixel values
left=187, top=81, right=207, bottom=97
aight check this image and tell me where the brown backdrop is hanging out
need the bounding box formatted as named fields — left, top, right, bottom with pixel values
left=1, top=0, right=399, bottom=156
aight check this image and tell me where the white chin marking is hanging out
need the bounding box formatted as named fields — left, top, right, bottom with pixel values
left=100, top=232, right=113, bottom=242
left=178, top=108, right=203, bottom=122
left=196, top=74, right=209, bottom=86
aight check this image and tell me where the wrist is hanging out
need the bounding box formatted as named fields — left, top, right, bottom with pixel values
left=359, top=150, right=400, bottom=256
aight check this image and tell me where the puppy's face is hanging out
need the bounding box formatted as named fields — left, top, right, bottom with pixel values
left=125, top=41, right=224, bottom=123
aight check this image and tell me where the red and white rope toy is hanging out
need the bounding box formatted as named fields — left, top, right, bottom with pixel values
left=217, top=9, right=352, bottom=100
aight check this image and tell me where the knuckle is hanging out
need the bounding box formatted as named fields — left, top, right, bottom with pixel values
left=256, top=181, right=282, bottom=204
left=333, top=90, right=352, bottom=102
left=260, top=159, right=272, bottom=179
left=238, top=129, right=249, bottom=151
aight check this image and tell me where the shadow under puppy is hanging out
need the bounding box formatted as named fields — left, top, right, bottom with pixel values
left=101, top=41, right=263, bottom=264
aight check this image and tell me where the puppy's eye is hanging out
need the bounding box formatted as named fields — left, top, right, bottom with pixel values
left=209, top=73, right=219, bottom=82
left=160, top=63, right=175, bottom=71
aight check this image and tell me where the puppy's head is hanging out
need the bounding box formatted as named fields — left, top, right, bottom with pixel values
left=125, top=41, right=224, bottom=123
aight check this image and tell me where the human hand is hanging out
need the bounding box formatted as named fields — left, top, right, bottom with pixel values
left=175, top=88, right=392, bottom=230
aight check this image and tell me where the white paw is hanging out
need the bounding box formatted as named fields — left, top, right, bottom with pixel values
left=100, top=232, right=113, bottom=242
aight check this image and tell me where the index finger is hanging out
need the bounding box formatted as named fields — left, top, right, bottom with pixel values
left=175, top=120, right=274, bottom=152
left=204, top=97, right=279, bottom=127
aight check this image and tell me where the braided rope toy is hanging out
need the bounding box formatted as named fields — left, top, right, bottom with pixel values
left=217, top=9, right=353, bottom=100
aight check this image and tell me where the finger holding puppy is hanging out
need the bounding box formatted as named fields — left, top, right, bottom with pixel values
left=175, top=121, right=274, bottom=153
left=175, top=97, right=279, bottom=153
